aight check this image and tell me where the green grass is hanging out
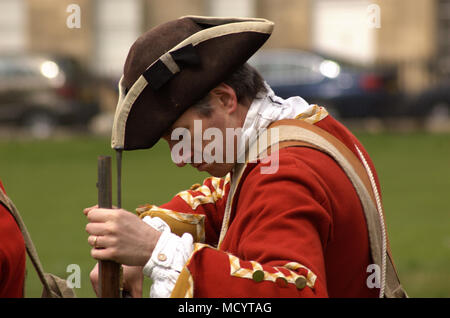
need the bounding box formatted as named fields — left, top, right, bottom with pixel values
left=0, top=137, right=208, bottom=298
left=356, top=132, right=450, bottom=297
left=0, top=132, right=449, bottom=297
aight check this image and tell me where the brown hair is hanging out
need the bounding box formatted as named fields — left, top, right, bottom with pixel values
left=193, top=63, right=267, bottom=117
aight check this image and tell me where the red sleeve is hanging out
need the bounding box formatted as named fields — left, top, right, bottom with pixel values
left=138, top=175, right=230, bottom=246
left=0, top=183, right=26, bottom=298
left=172, top=150, right=332, bottom=297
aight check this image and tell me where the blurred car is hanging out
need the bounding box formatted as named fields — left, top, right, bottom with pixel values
left=248, top=49, right=399, bottom=118
left=0, top=53, right=100, bottom=137
left=400, top=80, right=450, bottom=121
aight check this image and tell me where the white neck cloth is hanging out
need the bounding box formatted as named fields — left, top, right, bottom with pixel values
left=237, top=83, right=313, bottom=160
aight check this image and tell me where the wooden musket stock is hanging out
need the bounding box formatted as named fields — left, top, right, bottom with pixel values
left=97, top=156, right=121, bottom=298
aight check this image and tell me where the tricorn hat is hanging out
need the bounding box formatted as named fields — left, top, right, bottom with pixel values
left=111, top=15, right=274, bottom=150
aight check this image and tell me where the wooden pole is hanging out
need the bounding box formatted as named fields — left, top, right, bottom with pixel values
left=97, top=156, right=121, bottom=298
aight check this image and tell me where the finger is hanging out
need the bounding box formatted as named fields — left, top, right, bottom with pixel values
left=88, top=234, right=116, bottom=250
left=90, top=246, right=116, bottom=262
left=87, top=235, right=95, bottom=247
left=84, top=205, right=118, bottom=216
left=86, top=208, right=116, bottom=223
left=123, top=271, right=143, bottom=298
left=85, top=223, right=109, bottom=236
left=130, top=288, right=142, bottom=298
left=87, top=235, right=103, bottom=248
left=124, top=285, right=141, bottom=298
left=83, top=205, right=98, bottom=216
left=90, top=264, right=100, bottom=296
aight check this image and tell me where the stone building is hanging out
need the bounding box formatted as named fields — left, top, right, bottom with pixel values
left=0, top=0, right=447, bottom=93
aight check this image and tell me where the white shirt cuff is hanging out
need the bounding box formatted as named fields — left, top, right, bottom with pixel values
left=141, top=216, right=194, bottom=298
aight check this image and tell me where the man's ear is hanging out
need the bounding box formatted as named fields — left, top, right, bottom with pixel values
left=210, top=83, right=238, bottom=114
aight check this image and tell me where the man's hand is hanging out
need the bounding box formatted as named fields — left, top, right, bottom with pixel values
left=84, top=206, right=161, bottom=266
left=89, top=263, right=144, bottom=298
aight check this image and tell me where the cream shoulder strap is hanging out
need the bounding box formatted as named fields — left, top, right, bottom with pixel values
left=220, top=119, right=407, bottom=298
left=0, top=188, right=66, bottom=297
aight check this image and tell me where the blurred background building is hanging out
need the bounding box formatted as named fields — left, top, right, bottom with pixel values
left=1, top=1, right=448, bottom=299
left=0, top=0, right=449, bottom=135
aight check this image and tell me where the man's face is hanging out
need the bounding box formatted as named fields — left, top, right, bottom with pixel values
left=162, top=86, right=247, bottom=177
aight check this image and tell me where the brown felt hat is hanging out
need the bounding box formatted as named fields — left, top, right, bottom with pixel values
left=111, top=15, right=274, bottom=150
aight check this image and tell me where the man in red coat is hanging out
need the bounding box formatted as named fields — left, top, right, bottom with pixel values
left=0, top=181, right=26, bottom=297
left=85, top=16, right=406, bottom=298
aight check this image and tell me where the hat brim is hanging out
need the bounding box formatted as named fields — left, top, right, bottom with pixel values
left=111, top=16, right=274, bottom=150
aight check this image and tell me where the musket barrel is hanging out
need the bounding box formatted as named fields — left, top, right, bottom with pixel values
left=97, top=156, right=121, bottom=298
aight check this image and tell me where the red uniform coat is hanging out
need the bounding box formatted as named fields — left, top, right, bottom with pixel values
left=139, top=114, right=381, bottom=297
left=0, top=181, right=26, bottom=297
